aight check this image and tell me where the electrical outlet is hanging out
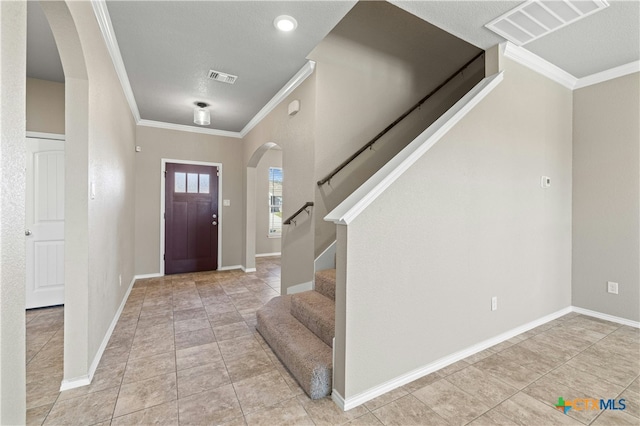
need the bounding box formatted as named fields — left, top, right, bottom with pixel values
left=540, top=176, right=551, bottom=188
left=119, top=274, right=122, bottom=287
left=607, top=281, right=618, bottom=295
left=491, top=296, right=498, bottom=311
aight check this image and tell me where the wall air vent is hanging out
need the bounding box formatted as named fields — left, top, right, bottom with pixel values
left=486, top=0, right=609, bottom=46
left=207, top=69, right=238, bottom=84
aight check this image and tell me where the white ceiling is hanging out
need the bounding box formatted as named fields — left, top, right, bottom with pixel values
left=391, top=0, right=639, bottom=79
left=26, top=1, right=640, bottom=133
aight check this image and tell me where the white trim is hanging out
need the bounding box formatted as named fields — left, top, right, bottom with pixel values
left=574, top=61, right=640, bottom=89
left=255, top=252, right=281, bottom=258
left=339, top=306, right=572, bottom=410
left=60, top=275, right=136, bottom=391
left=90, top=0, right=141, bottom=122
left=332, top=390, right=347, bottom=412
left=325, top=72, right=504, bottom=225
left=503, top=42, right=577, bottom=90
left=571, top=306, right=640, bottom=328
left=160, top=159, right=223, bottom=275
left=242, top=266, right=257, bottom=273
left=315, top=241, right=337, bottom=272
left=25, top=132, right=65, bottom=141
left=138, top=119, right=242, bottom=139
left=238, top=61, right=316, bottom=137
left=217, top=265, right=243, bottom=271
left=286, top=281, right=313, bottom=295
left=134, top=273, right=163, bottom=280
left=59, top=375, right=91, bottom=392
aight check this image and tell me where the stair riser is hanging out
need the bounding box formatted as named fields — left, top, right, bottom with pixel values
left=291, top=295, right=335, bottom=348
left=256, top=296, right=332, bottom=400
left=315, top=270, right=336, bottom=301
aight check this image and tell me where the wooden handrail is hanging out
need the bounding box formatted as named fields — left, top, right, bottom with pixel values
left=283, top=202, right=314, bottom=225
left=317, top=51, right=485, bottom=186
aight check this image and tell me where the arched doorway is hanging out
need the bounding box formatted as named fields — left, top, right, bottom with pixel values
left=245, top=142, right=282, bottom=275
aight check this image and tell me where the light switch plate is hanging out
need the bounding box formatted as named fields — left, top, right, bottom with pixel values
left=223, top=199, right=230, bottom=207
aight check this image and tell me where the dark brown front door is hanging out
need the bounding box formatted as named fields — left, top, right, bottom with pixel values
left=165, top=163, right=219, bottom=274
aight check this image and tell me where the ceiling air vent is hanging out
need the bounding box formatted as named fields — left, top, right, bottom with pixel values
left=486, top=0, right=609, bottom=46
left=207, top=69, right=238, bottom=85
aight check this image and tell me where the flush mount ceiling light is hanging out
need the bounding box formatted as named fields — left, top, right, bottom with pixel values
left=486, top=0, right=609, bottom=46
left=193, top=102, right=210, bottom=126
left=274, top=15, right=297, bottom=32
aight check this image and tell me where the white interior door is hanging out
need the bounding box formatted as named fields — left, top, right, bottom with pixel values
left=26, top=137, right=65, bottom=309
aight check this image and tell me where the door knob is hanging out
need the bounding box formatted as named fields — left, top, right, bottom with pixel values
left=25, top=229, right=32, bottom=236
left=212, top=214, right=217, bottom=219
left=212, top=221, right=217, bottom=226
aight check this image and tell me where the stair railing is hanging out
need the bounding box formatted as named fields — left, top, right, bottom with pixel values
left=283, top=202, right=314, bottom=225
left=317, top=51, right=485, bottom=186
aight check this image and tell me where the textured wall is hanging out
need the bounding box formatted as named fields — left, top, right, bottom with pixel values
left=573, top=73, right=640, bottom=321
left=337, top=56, right=573, bottom=399
left=242, top=74, right=317, bottom=293
left=0, top=1, right=27, bottom=423
left=311, top=1, right=484, bottom=257
left=26, top=77, right=65, bottom=134
left=134, top=126, right=243, bottom=274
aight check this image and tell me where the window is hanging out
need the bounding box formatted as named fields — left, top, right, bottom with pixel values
left=175, top=172, right=210, bottom=194
left=268, top=167, right=283, bottom=237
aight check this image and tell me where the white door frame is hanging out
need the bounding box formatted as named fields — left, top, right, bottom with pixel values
left=160, top=158, right=223, bottom=276
left=26, top=131, right=65, bottom=141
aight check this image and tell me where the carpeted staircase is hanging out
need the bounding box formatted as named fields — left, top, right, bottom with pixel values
left=256, top=269, right=336, bottom=399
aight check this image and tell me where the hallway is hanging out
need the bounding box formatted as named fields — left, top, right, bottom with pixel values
left=25, top=257, right=639, bottom=425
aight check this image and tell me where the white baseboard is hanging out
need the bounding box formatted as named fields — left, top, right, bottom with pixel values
left=572, top=306, right=640, bottom=328
left=332, top=390, right=346, bottom=411
left=286, top=281, right=313, bottom=295
left=218, top=265, right=242, bottom=271
left=59, top=375, right=91, bottom=392
left=338, top=306, right=572, bottom=411
left=256, top=252, right=281, bottom=258
left=60, top=275, right=136, bottom=392
left=241, top=266, right=257, bottom=273
left=134, top=272, right=163, bottom=279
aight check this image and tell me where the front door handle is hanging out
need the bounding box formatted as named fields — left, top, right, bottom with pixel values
left=212, top=221, right=217, bottom=226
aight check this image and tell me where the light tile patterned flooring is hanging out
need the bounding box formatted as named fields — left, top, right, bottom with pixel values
left=26, top=257, right=639, bottom=425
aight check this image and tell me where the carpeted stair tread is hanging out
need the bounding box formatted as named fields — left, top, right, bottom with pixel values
left=291, top=291, right=335, bottom=348
left=256, top=296, right=332, bottom=400
left=315, top=269, right=336, bottom=301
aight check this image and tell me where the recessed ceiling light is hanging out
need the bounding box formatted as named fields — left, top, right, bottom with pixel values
left=274, top=15, right=297, bottom=32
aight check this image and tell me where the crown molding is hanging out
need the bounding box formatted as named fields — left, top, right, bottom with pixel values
left=91, top=0, right=141, bottom=122
left=575, top=60, right=640, bottom=89
left=239, top=61, right=316, bottom=138
left=91, top=0, right=315, bottom=140
left=502, top=42, right=577, bottom=90
left=137, top=119, right=242, bottom=139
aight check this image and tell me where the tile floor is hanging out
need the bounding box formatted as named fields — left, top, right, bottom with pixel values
left=26, top=257, right=639, bottom=425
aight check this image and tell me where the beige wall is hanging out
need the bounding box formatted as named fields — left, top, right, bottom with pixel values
left=134, top=126, right=243, bottom=275
left=38, top=0, right=137, bottom=383
left=573, top=73, right=640, bottom=321
left=243, top=74, right=317, bottom=292
left=310, top=1, right=483, bottom=257
left=26, top=77, right=65, bottom=134
left=255, top=148, right=282, bottom=255
left=0, top=1, right=27, bottom=422
left=335, top=56, right=573, bottom=399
